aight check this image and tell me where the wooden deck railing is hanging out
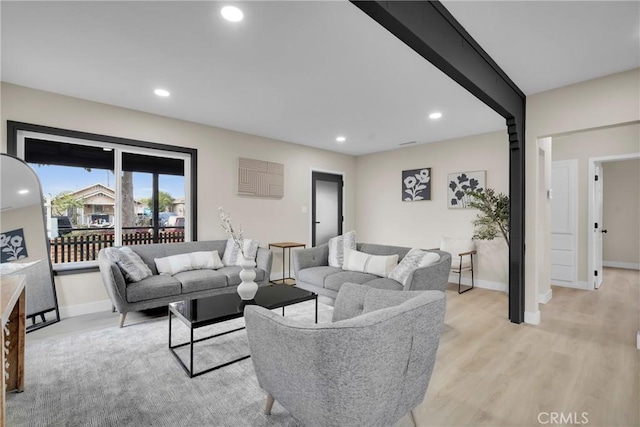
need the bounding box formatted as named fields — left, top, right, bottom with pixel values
left=49, top=229, right=185, bottom=264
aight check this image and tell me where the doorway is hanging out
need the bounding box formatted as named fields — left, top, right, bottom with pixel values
left=588, top=153, right=640, bottom=289
left=311, top=171, right=343, bottom=246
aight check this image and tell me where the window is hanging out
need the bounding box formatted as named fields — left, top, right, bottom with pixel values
left=8, top=122, right=197, bottom=268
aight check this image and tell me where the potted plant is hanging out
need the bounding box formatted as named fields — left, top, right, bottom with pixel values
left=465, top=188, right=510, bottom=246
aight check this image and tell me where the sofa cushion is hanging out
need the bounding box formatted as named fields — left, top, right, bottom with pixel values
left=155, top=251, right=224, bottom=275
left=325, top=271, right=378, bottom=292
left=356, top=243, right=411, bottom=261
left=131, top=241, right=227, bottom=274
left=173, top=269, right=229, bottom=294
left=343, top=248, right=398, bottom=278
left=328, top=231, right=356, bottom=268
left=218, top=266, right=266, bottom=286
left=363, top=278, right=403, bottom=291
left=126, top=275, right=181, bottom=303
left=104, top=247, right=153, bottom=283
left=297, top=266, right=342, bottom=287
left=388, top=248, right=441, bottom=286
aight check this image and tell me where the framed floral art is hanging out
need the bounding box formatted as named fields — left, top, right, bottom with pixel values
left=447, top=170, right=485, bottom=208
left=0, top=228, right=28, bottom=262
left=402, top=168, right=431, bottom=201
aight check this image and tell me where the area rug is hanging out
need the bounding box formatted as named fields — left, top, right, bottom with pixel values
left=6, top=300, right=333, bottom=427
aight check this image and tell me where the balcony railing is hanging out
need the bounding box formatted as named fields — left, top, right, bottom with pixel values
left=49, top=227, right=185, bottom=264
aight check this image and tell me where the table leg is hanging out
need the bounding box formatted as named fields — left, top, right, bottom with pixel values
left=315, top=295, right=318, bottom=324
left=288, top=248, right=292, bottom=283
left=168, top=309, right=172, bottom=348
left=282, top=247, right=285, bottom=284
left=189, top=327, right=194, bottom=378
left=5, top=289, right=25, bottom=392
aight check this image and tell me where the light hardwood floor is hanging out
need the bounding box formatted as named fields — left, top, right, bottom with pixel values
left=412, top=267, right=639, bottom=427
left=28, top=268, right=638, bottom=426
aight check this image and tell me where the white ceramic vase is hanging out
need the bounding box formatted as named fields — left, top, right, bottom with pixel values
left=237, top=257, right=258, bottom=300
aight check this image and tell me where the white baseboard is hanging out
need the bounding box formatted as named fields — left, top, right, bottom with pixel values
left=538, top=289, right=553, bottom=304
left=59, top=299, right=112, bottom=319
left=604, top=261, right=640, bottom=270
left=524, top=310, right=540, bottom=325
left=551, top=280, right=589, bottom=290
left=448, top=274, right=507, bottom=293
left=637, top=331, right=640, bottom=350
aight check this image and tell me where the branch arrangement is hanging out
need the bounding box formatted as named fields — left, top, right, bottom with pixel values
left=219, top=207, right=246, bottom=256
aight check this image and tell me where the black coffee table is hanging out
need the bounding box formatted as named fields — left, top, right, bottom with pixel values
left=168, top=284, right=317, bottom=378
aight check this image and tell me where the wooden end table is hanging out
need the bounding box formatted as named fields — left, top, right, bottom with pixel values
left=268, top=242, right=306, bottom=285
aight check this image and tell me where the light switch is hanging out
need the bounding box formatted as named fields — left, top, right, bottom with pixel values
left=301, top=206, right=308, bottom=214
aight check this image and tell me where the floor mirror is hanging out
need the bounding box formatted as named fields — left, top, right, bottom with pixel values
left=1, top=153, right=60, bottom=331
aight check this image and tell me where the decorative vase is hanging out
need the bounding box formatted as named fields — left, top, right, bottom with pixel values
left=237, top=257, right=258, bottom=300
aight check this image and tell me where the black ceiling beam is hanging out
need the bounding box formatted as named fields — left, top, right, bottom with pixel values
left=351, top=0, right=526, bottom=323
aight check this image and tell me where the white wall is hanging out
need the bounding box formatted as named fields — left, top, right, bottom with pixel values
left=356, top=130, right=510, bottom=288
left=552, top=123, right=640, bottom=281
left=526, top=68, right=640, bottom=321
left=602, top=159, right=640, bottom=269
left=1, top=82, right=358, bottom=315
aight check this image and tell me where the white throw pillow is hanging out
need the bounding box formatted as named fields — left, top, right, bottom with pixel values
left=155, top=253, right=193, bottom=275
left=440, top=237, right=476, bottom=269
left=222, top=238, right=259, bottom=266
left=342, top=248, right=399, bottom=278
left=388, top=248, right=441, bottom=286
left=190, top=250, right=224, bottom=270
left=104, top=247, right=153, bottom=283
left=328, top=230, right=356, bottom=268
left=155, top=250, right=224, bottom=275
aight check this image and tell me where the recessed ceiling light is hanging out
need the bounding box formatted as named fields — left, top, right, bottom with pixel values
left=336, top=136, right=346, bottom=143
left=18, top=189, right=29, bottom=195
left=154, top=88, right=170, bottom=97
left=429, top=112, right=442, bottom=120
left=221, top=6, right=243, bottom=22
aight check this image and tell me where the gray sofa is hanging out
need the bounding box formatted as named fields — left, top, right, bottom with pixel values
left=98, top=240, right=272, bottom=327
left=293, top=243, right=451, bottom=300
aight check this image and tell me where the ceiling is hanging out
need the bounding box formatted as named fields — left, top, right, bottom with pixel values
left=2, top=1, right=638, bottom=156
left=1, top=155, right=42, bottom=211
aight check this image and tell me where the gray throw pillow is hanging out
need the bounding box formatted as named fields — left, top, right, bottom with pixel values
left=104, top=247, right=153, bottom=283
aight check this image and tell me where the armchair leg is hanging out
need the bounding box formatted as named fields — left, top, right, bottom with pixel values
left=119, top=312, right=127, bottom=328
left=408, top=409, right=418, bottom=426
left=265, top=393, right=275, bottom=415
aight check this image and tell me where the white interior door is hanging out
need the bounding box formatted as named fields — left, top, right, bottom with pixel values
left=550, top=160, right=578, bottom=286
left=593, top=163, right=604, bottom=288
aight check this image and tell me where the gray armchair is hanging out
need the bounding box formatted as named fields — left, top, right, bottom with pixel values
left=244, top=283, right=447, bottom=427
